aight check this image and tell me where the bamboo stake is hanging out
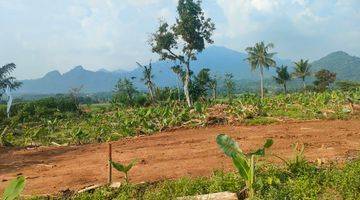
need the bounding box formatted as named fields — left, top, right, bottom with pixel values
left=108, top=142, right=112, bottom=184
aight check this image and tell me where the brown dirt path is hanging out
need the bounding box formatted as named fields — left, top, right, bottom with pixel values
left=0, top=119, right=360, bottom=196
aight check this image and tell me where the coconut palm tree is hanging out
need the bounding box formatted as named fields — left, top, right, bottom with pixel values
left=245, top=42, right=276, bottom=99
left=273, top=65, right=291, bottom=93
left=137, top=60, right=156, bottom=102
left=293, top=59, right=311, bottom=90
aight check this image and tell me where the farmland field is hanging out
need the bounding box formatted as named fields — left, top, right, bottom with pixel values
left=1, top=91, right=359, bottom=147
left=1, top=90, right=360, bottom=199
left=2, top=0, right=360, bottom=199
left=1, top=119, right=360, bottom=196
left=0, top=90, right=360, bottom=199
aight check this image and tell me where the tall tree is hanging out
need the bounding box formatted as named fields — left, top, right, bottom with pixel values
left=313, top=69, right=336, bottom=92
left=273, top=65, right=291, bottom=93
left=137, top=61, right=156, bottom=102
left=224, top=73, right=235, bottom=102
left=209, top=76, right=217, bottom=100
left=245, top=42, right=276, bottom=99
left=193, top=68, right=211, bottom=100
left=150, top=0, right=215, bottom=107
left=69, top=85, right=83, bottom=110
left=0, top=63, right=22, bottom=98
left=113, top=78, right=137, bottom=105
left=293, top=59, right=311, bottom=90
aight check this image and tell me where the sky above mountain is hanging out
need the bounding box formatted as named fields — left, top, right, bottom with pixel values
left=1, top=0, right=359, bottom=79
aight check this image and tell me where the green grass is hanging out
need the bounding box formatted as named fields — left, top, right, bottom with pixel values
left=29, top=159, right=360, bottom=200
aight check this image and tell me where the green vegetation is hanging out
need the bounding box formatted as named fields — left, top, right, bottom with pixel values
left=224, top=73, right=236, bottom=102
left=293, top=59, right=312, bottom=90
left=1, top=176, right=25, bottom=200
left=273, top=65, right=291, bottom=93
left=311, top=51, right=360, bottom=81
left=29, top=158, right=360, bottom=200
left=313, top=69, right=337, bottom=92
left=245, top=42, right=276, bottom=99
left=216, top=134, right=273, bottom=198
left=113, top=78, right=139, bottom=107
left=150, top=0, right=215, bottom=107
left=1, top=90, right=359, bottom=147
left=0, top=63, right=22, bottom=98
left=1, top=1, right=359, bottom=200
left=111, top=159, right=138, bottom=184
left=137, top=61, right=156, bottom=102
left=336, top=80, right=360, bottom=91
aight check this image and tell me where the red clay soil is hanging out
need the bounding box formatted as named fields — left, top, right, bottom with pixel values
left=0, top=119, right=360, bottom=196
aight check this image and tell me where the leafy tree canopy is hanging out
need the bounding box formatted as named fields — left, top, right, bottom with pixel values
left=313, top=69, right=337, bottom=92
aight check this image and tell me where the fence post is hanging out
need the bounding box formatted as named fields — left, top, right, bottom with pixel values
left=108, top=142, right=112, bottom=184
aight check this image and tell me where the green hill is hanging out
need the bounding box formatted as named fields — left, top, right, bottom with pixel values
left=311, top=51, right=360, bottom=81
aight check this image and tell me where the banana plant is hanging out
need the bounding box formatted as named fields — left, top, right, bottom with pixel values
left=110, top=159, right=138, bottom=183
left=216, top=134, right=273, bottom=199
left=2, top=176, right=25, bottom=200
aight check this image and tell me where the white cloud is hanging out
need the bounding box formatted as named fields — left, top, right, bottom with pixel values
left=0, top=0, right=359, bottom=79
left=215, top=0, right=360, bottom=60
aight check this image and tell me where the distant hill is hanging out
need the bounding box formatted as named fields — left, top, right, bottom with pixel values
left=311, top=51, right=360, bottom=81
left=19, top=66, right=120, bottom=94
left=16, top=46, right=359, bottom=94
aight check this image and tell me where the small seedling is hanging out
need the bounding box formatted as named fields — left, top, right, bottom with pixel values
left=110, top=159, right=138, bottom=183
left=216, top=134, right=273, bottom=199
left=2, top=176, right=25, bottom=200
left=274, top=142, right=306, bottom=167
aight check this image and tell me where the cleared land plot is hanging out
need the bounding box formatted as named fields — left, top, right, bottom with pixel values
left=0, top=119, right=359, bottom=195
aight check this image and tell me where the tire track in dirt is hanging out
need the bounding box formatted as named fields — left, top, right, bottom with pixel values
left=0, top=119, right=359, bottom=195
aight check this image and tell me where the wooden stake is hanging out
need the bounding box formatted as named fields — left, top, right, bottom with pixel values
left=108, top=142, right=112, bottom=184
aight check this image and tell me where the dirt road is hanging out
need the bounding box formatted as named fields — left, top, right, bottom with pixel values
left=1, top=119, right=359, bottom=195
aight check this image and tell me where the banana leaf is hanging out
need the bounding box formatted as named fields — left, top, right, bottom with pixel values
left=2, top=176, right=25, bottom=200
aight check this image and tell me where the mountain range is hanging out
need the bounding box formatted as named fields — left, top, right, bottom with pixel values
left=16, top=46, right=360, bottom=94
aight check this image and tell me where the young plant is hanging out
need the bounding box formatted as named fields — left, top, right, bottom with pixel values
left=275, top=143, right=309, bottom=176
left=216, top=134, right=273, bottom=199
left=110, top=159, right=138, bottom=183
left=2, top=176, right=25, bottom=200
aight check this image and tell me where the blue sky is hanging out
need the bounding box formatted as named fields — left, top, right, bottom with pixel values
left=0, top=0, right=359, bottom=79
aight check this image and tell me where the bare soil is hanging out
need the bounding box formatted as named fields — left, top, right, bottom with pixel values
left=0, top=119, right=359, bottom=196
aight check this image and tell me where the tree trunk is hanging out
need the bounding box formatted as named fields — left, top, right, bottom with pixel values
left=302, top=77, right=306, bottom=90
left=212, top=87, right=217, bottom=100
left=148, top=84, right=155, bottom=102
left=184, top=63, right=192, bottom=107
left=284, top=83, right=287, bottom=94
left=260, top=67, right=264, bottom=99
left=177, top=79, right=182, bottom=101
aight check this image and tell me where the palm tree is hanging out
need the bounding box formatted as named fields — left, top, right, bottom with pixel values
left=293, top=59, right=311, bottom=90
left=245, top=42, right=276, bottom=99
left=137, top=61, right=156, bottom=102
left=209, top=77, right=217, bottom=100
left=273, top=65, right=291, bottom=93
left=0, top=63, right=22, bottom=98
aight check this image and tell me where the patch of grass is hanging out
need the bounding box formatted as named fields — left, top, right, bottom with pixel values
left=30, top=159, right=360, bottom=200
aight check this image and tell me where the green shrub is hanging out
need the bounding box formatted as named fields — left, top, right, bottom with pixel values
left=8, top=96, right=79, bottom=123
